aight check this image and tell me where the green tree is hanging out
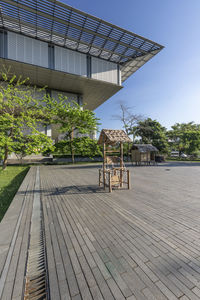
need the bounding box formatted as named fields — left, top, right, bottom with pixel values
left=54, top=100, right=100, bottom=163
left=135, top=118, right=169, bottom=153
left=112, top=102, right=143, bottom=160
left=54, top=137, right=102, bottom=159
left=112, top=103, right=143, bottom=140
left=0, top=73, right=55, bottom=169
left=168, top=122, right=200, bottom=156
left=14, top=134, right=54, bottom=163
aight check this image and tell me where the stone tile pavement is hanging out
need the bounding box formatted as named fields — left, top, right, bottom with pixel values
left=1, top=162, right=200, bottom=299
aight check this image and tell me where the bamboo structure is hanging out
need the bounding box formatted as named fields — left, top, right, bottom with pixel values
left=98, top=129, right=131, bottom=192
left=131, top=144, right=158, bottom=166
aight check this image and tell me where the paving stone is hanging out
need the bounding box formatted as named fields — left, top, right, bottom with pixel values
left=2, top=163, right=200, bottom=299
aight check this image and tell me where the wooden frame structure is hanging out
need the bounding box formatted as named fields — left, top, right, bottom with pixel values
left=131, top=144, right=158, bottom=166
left=98, top=129, right=131, bottom=192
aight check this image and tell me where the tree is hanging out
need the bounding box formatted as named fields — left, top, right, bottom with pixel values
left=54, top=100, right=100, bottom=163
left=135, top=118, right=169, bottom=153
left=14, top=134, right=54, bottom=163
left=54, top=137, right=102, bottom=158
left=0, top=72, right=55, bottom=169
left=168, top=122, right=200, bottom=156
left=112, top=102, right=143, bottom=160
left=113, top=102, right=143, bottom=141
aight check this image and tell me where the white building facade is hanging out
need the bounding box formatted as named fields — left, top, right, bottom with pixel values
left=0, top=0, right=163, bottom=141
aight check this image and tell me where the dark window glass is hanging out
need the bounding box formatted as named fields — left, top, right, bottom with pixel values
left=48, top=45, right=55, bottom=69
left=0, top=30, right=7, bottom=58
left=87, top=55, right=91, bottom=78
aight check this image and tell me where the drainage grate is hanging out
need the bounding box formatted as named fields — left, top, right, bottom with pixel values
left=24, top=167, right=48, bottom=300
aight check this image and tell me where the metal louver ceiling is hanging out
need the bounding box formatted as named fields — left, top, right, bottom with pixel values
left=0, top=0, right=164, bottom=82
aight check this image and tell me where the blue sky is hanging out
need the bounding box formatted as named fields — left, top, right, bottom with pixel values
left=62, top=0, right=200, bottom=130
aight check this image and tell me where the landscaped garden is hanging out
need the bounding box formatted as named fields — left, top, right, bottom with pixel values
left=0, top=166, right=29, bottom=221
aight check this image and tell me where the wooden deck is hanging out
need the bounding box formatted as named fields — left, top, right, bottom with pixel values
left=1, top=162, right=200, bottom=299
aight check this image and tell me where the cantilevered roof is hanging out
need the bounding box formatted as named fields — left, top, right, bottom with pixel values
left=0, top=0, right=164, bottom=82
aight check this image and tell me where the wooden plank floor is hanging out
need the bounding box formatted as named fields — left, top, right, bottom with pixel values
left=40, top=163, right=200, bottom=300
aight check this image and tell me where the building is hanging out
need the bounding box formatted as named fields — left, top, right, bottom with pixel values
left=131, top=144, right=159, bottom=165
left=0, top=0, right=164, bottom=141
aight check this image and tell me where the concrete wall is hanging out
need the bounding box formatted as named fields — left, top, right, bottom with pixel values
left=51, top=90, right=79, bottom=103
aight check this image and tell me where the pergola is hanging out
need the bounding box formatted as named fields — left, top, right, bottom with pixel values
left=0, top=0, right=164, bottom=83
left=98, top=129, right=131, bottom=192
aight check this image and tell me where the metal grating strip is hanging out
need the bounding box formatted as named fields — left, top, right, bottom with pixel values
left=24, top=167, right=48, bottom=300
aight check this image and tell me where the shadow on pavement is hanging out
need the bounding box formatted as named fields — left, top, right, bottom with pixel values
left=127, top=162, right=200, bottom=168
left=49, top=184, right=106, bottom=195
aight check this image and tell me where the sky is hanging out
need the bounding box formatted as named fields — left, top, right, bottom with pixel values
left=61, top=0, right=200, bottom=131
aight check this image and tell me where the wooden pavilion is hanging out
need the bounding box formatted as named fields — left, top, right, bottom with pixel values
left=131, top=144, right=158, bottom=165
left=98, top=129, right=131, bottom=192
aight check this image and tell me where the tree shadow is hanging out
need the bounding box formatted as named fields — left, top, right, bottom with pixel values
left=128, top=162, right=200, bottom=168
left=157, top=162, right=200, bottom=167
left=49, top=184, right=106, bottom=195
left=52, top=164, right=102, bottom=170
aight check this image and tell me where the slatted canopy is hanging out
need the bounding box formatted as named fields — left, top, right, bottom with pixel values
left=98, top=129, right=131, bottom=145
left=0, top=0, right=164, bottom=82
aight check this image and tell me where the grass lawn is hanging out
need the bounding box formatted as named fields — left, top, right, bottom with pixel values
left=0, top=166, right=29, bottom=222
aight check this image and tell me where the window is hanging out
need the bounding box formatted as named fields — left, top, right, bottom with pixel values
left=87, top=55, right=91, bottom=78
left=0, top=30, right=7, bottom=58
left=48, top=44, right=55, bottom=69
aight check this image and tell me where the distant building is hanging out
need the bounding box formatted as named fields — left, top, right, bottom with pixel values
left=0, top=0, right=163, bottom=141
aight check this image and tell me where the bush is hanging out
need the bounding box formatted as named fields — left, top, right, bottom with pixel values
left=53, top=137, right=102, bottom=160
